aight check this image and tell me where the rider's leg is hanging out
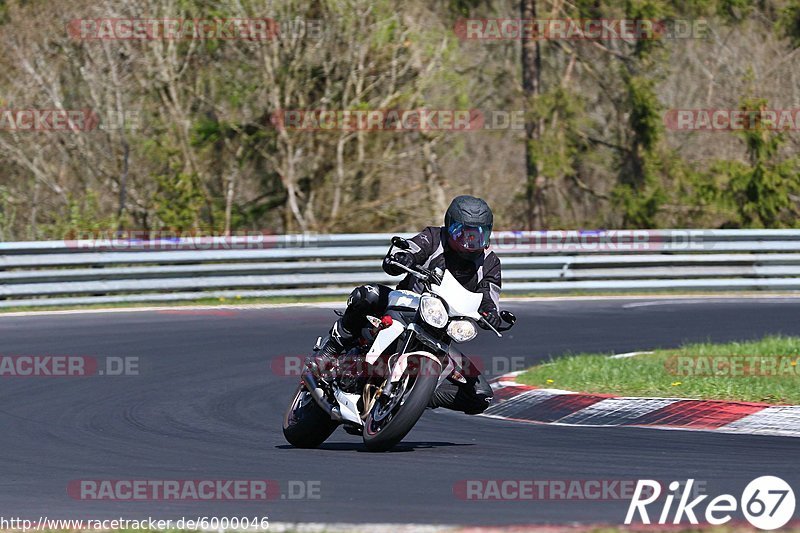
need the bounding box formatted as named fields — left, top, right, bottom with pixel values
left=316, top=284, right=392, bottom=359
left=428, top=355, right=493, bottom=414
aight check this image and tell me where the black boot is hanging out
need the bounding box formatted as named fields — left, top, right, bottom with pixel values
left=308, top=320, right=356, bottom=380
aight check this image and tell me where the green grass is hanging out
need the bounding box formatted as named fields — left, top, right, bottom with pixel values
left=517, top=335, right=800, bottom=404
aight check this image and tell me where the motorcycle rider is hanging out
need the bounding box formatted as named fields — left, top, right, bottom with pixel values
left=311, top=194, right=502, bottom=415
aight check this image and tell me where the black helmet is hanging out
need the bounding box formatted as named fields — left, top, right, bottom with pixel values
left=444, top=195, right=493, bottom=258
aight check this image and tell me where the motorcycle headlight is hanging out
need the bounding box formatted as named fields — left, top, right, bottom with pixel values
left=419, top=296, right=448, bottom=328
left=447, top=320, right=477, bottom=343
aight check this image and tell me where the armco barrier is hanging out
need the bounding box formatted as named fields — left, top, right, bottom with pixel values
left=1, top=229, right=800, bottom=307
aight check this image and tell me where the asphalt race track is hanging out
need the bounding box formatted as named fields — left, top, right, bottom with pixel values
left=1, top=297, right=799, bottom=526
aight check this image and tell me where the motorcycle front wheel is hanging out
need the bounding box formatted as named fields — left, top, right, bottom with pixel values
left=282, top=383, right=339, bottom=448
left=362, top=355, right=441, bottom=452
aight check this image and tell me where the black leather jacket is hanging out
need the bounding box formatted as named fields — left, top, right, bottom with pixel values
left=382, top=226, right=502, bottom=314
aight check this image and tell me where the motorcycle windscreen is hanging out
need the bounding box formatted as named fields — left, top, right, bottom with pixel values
left=431, top=270, right=482, bottom=319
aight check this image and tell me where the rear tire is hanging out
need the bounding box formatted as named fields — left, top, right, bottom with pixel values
left=282, top=384, right=338, bottom=448
left=362, top=356, right=441, bottom=452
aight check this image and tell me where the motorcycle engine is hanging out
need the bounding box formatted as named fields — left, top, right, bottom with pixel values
left=336, top=349, right=367, bottom=393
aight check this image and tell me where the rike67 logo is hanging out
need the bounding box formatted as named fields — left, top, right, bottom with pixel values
left=625, top=476, right=796, bottom=530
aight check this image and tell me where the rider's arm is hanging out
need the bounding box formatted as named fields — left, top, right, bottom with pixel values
left=382, top=227, right=437, bottom=276
left=477, top=252, right=502, bottom=314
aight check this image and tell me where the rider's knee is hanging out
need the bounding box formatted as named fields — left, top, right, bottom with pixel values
left=346, top=285, right=382, bottom=312
left=463, top=376, right=493, bottom=414
left=462, top=391, right=493, bottom=415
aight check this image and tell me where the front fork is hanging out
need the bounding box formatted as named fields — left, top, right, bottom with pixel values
left=380, top=329, right=414, bottom=398
left=380, top=326, right=447, bottom=400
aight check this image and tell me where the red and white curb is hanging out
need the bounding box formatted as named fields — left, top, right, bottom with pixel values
left=486, top=372, right=800, bottom=438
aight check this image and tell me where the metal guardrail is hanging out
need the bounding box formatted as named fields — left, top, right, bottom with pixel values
left=1, top=229, right=800, bottom=307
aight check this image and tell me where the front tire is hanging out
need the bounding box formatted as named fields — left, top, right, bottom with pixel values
left=362, top=355, right=441, bottom=452
left=282, top=384, right=338, bottom=448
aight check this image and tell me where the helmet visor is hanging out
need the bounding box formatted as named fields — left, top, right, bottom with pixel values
left=447, top=221, right=492, bottom=251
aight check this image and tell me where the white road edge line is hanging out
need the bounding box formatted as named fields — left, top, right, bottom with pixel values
left=609, top=351, right=653, bottom=359
left=623, top=297, right=800, bottom=308
left=2, top=293, right=800, bottom=318
left=0, top=302, right=342, bottom=318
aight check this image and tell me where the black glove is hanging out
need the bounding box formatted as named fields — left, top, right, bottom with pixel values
left=392, top=251, right=416, bottom=268
left=479, top=308, right=502, bottom=330
left=383, top=251, right=416, bottom=275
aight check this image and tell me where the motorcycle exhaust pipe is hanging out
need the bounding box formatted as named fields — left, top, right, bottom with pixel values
left=302, top=371, right=342, bottom=422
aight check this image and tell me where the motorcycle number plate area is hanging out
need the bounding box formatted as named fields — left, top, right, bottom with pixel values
left=366, top=321, right=405, bottom=363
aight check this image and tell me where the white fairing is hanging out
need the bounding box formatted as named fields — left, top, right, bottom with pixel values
left=431, top=270, right=482, bottom=319
left=333, top=390, right=362, bottom=425
left=366, top=320, right=405, bottom=363
left=364, top=289, right=419, bottom=364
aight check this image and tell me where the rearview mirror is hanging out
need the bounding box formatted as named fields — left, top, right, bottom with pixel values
left=391, top=236, right=410, bottom=250
left=500, top=310, right=516, bottom=325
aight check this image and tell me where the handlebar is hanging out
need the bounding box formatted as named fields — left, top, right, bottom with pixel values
left=385, top=255, right=442, bottom=285
left=386, top=236, right=516, bottom=338
left=385, top=256, right=432, bottom=281
left=478, top=314, right=515, bottom=338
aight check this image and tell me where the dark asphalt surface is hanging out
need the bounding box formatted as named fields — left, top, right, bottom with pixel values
left=1, top=297, right=799, bottom=526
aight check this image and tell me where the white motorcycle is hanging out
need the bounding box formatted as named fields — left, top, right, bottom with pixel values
left=282, top=236, right=515, bottom=452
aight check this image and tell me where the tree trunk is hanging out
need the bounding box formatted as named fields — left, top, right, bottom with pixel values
left=117, top=137, right=129, bottom=231
left=422, top=138, right=447, bottom=218
left=521, top=0, right=543, bottom=229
